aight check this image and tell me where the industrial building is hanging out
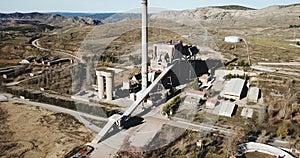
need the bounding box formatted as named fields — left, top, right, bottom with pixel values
left=247, top=87, right=260, bottom=103
left=129, top=40, right=200, bottom=96
left=223, top=78, right=246, bottom=100
left=219, top=101, right=237, bottom=117
left=128, top=40, right=184, bottom=95
left=185, top=89, right=206, bottom=100
left=151, top=40, right=183, bottom=71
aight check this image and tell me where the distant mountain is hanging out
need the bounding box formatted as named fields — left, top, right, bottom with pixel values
left=86, top=13, right=117, bottom=20
left=152, top=4, right=300, bottom=27
left=99, top=13, right=142, bottom=23
left=47, top=12, right=95, bottom=17
left=50, top=12, right=142, bottom=23
left=211, top=5, right=255, bottom=10
left=0, top=12, right=102, bottom=27
left=0, top=12, right=143, bottom=27
left=50, top=12, right=116, bottom=20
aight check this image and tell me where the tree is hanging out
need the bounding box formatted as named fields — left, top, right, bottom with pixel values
left=277, top=124, right=288, bottom=139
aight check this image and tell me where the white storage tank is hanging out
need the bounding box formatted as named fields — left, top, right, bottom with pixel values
left=224, top=36, right=241, bottom=43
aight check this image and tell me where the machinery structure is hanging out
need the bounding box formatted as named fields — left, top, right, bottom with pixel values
left=78, top=0, right=201, bottom=154
left=91, top=60, right=178, bottom=144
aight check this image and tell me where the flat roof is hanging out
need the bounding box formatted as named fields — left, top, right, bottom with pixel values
left=247, top=109, right=254, bottom=118
left=241, top=108, right=254, bottom=118
left=206, top=98, right=217, bottom=104
left=186, top=89, right=206, bottom=97
left=219, top=101, right=236, bottom=117
left=224, top=78, right=245, bottom=97
left=154, top=40, right=181, bottom=46
left=206, top=99, right=217, bottom=109
left=247, top=87, right=260, bottom=102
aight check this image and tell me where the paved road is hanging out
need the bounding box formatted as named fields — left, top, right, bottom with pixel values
left=2, top=93, right=108, bottom=132
left=32, top=38, right=85, bottom=63
left=3, top=92, right=236, bottom=158
left=90, top=100, right=236, bottom=158
left=238, top=142, right=295, bottom=158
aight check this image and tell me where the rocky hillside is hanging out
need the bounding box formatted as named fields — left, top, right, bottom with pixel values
left=0, top=12, right=102, bottom=27
left=151, top=4, right=300, bottom=27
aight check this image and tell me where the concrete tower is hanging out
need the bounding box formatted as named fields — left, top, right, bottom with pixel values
left=96, top=71, right=104, bottom=99
left=96, top=70, right=114, bottom=101
left=141, top=0, right=148, bottom=91
left=105, top=71, right=114, bottom=101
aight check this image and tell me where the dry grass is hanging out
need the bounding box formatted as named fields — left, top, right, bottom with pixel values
left=0, top=102, right=94, bottom=158
left=39, top=26, right=93, bottom=53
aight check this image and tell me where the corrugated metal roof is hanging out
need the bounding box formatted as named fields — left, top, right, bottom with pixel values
left=219, top=101, right=236, bottom=117
left=247, top=87, right=260, bottom=103
left=224, top=78, right=245, bottom=97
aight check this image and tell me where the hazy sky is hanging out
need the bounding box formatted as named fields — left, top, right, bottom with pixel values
left=0, top=0, right=299, bottom=13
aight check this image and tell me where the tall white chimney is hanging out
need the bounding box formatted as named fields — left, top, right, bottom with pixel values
left=141, top=0, right=148, bottom=91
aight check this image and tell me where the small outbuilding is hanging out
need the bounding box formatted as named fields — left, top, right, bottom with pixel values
left=247, top=87, right=260, bottom=103
left=224, top=36, right=241, bottom=43
left=241, top=108, right=254, bottom=118
left=186, top=89, right=206, bottom=99
left=223, top=78, right=246, bottom=100
left=206, top=99, right=217, bottom=109
left=219, top=101, right=237, bottom=117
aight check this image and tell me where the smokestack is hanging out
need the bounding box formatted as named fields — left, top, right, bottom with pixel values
left=141, top=0, right=148, bottom=91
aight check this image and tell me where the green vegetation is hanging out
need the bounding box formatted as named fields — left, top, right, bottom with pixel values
left=2, top=86, right=119, bottom=117
left=4, top=86, right=77, bottom=110
left=276, top=124, right=288, bottom=139
left=275, top=122, right=300, bottom=140
left=251, top=38, right=296, bottom=50
left=237, top=60, right=250, bottom=67
left=186, top=79, right=199, bottom=90
left=128, top=55, right=141, bottom=65
left=162, top=95, right=181, bottom=116
left=97, top=101, right=119, bottom=108
left=225, top=73, right=249, bottom=80
left=98, top=55, right=119, bottom=63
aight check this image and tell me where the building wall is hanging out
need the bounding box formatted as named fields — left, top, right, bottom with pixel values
left=223, top=78, right=246, bottom=101
left=151, top=42, right=183, bottom=71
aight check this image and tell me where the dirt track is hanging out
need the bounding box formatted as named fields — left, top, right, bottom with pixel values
left=0, top=102, right=94, bottom=158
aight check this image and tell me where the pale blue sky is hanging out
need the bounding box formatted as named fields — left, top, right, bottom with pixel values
left=0, top=0, right=299, bottom=13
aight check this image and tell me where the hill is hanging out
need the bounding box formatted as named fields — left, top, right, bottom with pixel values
left=152, top=4, right=300, bottom=28
left=0, top=12, right=102, bottom=27
left=51, top=12, right=142, bottom=23
left=211, top=5, right=255, bottom=10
